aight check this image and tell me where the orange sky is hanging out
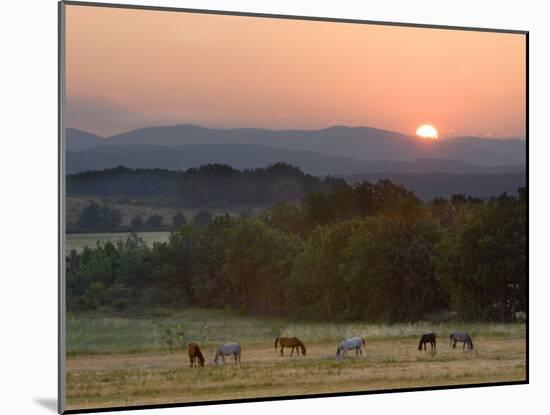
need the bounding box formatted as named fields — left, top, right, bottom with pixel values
left=65, top=4, right=526, bottom=138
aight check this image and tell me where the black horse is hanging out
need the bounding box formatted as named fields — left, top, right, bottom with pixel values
left=418, top=333, right=437, bottom=351
left=450, top=332, right=474, bottom=350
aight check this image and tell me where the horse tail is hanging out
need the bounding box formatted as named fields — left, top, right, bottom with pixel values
left=469, top=337, right=474, bottom=350
left=418, top=338, right=423, bottom=351
left=450, top=334, right=453, bottom=347
left=362, top=337, right=366, bottom=345
left=275, top=337, right=279, bottom=350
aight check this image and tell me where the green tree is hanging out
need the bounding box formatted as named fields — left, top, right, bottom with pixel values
left=192, top=209, right=213, bottom=226
left=76, top=201, right=122, bottom=230
left=434, top=195, right=526, bottom=321
left=76, top=201, right=102, bottom=229
left=131, top=215, right=144, bottom=229
left=342, top=209, right=443, bottom=321
left=289, top=220, right=361, bottom=319
left=101, top=205, right=123, bottom=229
left=223, top=219, right=301, bottom=313
left=171, top=210, right=187, bottom=228
left=146, top=214, right=164, bottom=228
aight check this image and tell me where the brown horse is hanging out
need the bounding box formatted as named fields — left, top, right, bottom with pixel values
left=275, top=337, right=306, bottom=356
left=418, top=333, right=437, bottom=351
left=187, top=342, right=205, bottom=367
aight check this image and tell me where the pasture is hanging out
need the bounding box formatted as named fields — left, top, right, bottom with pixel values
left=65, top=231, right=171, bottom=255
left=65, top=309, right=526, bottom=410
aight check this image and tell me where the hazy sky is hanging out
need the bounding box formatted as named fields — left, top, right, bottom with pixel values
left=65, top=5, right=526, bottom=138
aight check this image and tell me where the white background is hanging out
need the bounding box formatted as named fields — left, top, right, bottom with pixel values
left=0, top=0, right=545, bottom=414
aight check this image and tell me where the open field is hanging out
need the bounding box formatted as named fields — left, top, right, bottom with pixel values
left=65, top=309, right=526, bottom=410
left=66, top=196, right=263, bottom=228
left=66, top=231, right=171, bottom=255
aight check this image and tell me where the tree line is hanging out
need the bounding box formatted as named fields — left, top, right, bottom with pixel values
left=67, top=163, right=344, bottom=207
left=66, top=180, right=526, bottom=323
left=70, top=200, right=216, bottom=233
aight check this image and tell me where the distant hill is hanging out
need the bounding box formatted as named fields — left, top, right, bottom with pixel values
left=67, top=164, right=525, bottom=204
left=66, top=142, right=524, bottom=176
left=65, top=128, right=104, bottom=151
left=67, top=164, right=340, bottom=207
left=66, top=124, right=526, bottom=167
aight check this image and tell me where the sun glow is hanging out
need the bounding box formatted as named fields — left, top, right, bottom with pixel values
left=416, top=124, right=439, bottom=139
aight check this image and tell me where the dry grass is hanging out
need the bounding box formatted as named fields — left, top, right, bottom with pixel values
left=65, top=335, right=526, bottom=410
left=65, top=231, right=171, bottom=255
left=66, top=308, right=526, bottom=355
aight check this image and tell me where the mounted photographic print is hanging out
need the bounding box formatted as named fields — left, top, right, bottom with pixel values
left=58, top=1, right=528, bottom=413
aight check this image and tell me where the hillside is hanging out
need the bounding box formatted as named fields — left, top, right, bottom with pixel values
left=66, top=125, right=526, bottom=167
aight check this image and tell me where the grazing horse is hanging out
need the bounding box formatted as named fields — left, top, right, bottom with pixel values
left=187, top=342, right=205, bottom=367
left=214, top=343, right=241, bottom=365
left=450, top=332, right=474, bottom=350
left=418, top=333, right=437, bottom=351
left=336, top=337, right=366, bottom=359
left=274, top=337, right=306, bottom=356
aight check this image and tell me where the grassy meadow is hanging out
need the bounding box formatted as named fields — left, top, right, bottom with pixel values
left=65, top=308, right=526, bottom=410
left=66, top=231, right=171, bottom=255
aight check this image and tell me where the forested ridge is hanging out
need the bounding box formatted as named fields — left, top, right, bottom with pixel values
left=67, top=163, right=525, bottom=208
left=66, top=176, right=526, bottom=323
left=67, top=163, right=342, bottom=206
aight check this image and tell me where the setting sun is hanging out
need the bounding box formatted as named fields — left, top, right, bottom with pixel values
left=416, top=124, right=439, bottom=139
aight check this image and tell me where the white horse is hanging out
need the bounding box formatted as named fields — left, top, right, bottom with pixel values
left=214, top=342, right=241, bottom=365
left=336, top=337, right=366, bottom=359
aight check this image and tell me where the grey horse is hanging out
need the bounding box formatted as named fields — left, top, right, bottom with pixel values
left=336, top=337, right=366, bottom=359
left=214, top=342, right=241, bottom=365
left=450, top=332, right=474, bottom=350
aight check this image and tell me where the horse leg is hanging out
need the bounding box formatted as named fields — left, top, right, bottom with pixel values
left=280, top=346, right=284, bottom=356
left=290, top=347, right=294, bottom=357
left=234, top=353, right=238, bottom=365
left=222, top=355, right=226, bottom=364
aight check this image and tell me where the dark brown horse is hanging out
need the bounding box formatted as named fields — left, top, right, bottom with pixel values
left=187, top=342, right=205, bottom=367
left=275, top=337, right=306, bottom=356
left=418, top=333, right=437, bottom=351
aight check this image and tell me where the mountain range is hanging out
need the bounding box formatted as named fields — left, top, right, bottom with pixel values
left=66, top=124, right=526, bottom=176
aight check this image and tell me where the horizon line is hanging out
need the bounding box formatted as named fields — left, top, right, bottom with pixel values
left=65, top=123, right=527, bottom=141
